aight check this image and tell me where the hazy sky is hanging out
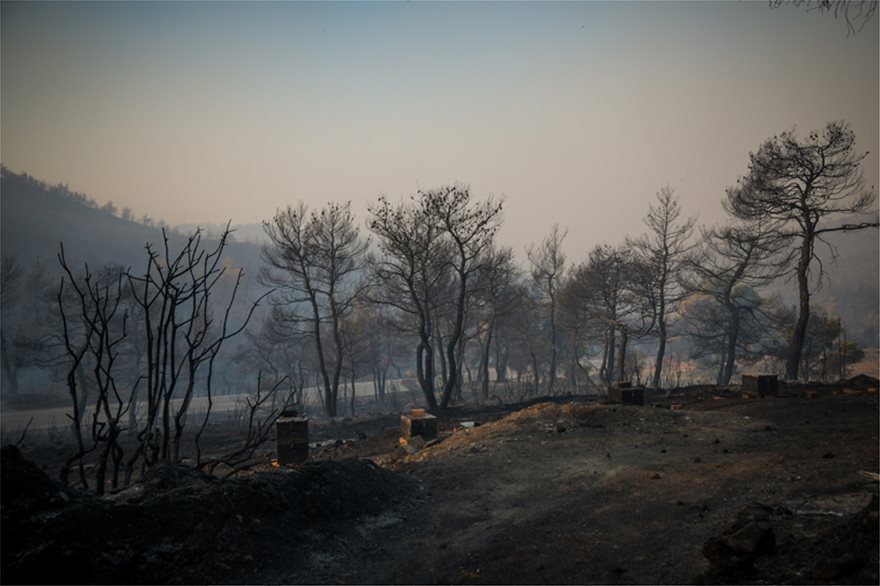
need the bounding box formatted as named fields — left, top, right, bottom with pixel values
left=2, top=1, right=878, bottom=259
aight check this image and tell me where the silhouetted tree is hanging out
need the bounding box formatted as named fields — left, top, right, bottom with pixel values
left=681, top=222, right=789, bottom=384
left=773, top=305, right=866, bottom=382
left=368, top=194, right=449, bottom=409
left=726, top=121, right=877, bottom=380
left=100, top=201, right=117, bottom=217
left=527, top=225, right=567, bottom=394
left=559, top=268, right=608, bottom=393
left=1, top=257, right=26, bottom=395
left=57, top=255, right=133, bottom=494
left=428, top=186, right=504, bottom=408
left=368, top=186, right=503, bottom=409
left=506, top=282, right=546, bottom=395
left=569, top=245, right=656, bottom=385
left=770, top=0, right=878, bottom=35
left=630, top=186, right=696, bottom=390
left=261, top=202, right=368, bottom=417
left=0, top=257, right=54, bottom=395
left=471, top=246, right=521, bottom=400
left=127, top=224, right=264, bottom=476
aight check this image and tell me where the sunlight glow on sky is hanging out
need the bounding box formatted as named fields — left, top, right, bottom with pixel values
left=2, top=1, right=877, bottom=257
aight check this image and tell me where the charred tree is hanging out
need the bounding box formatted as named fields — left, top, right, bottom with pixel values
left=527, top=225, right=567, bottom=394
left=725, top=122, right=877, bottom=380
left=261, top=202, right=367, bottom=417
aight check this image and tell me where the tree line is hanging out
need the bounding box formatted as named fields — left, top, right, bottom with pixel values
left=241, top=121, right=875, bottom=418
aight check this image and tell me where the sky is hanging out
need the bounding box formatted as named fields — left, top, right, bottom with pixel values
left=2, top=1, right=878, bottom=260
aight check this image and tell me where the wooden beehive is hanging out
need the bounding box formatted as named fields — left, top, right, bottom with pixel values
left=400, top=408, right=438, bottom=442
left=608, top=385, right=645, bottom=406
left=276, top=410, right=309, bottom=465
left=742, top=374, right=778, bottom=398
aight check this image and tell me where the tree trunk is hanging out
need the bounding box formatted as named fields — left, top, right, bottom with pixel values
left=127, top=382, right=140, bottom=436
left=415, top=341, right=438, bottom=410
left=330, top=299, right=345, bottom=417
left=616, top=329, right=629, bottom=385
left=719, top=309, right=740, bottom=386
left=309, top=298, right=335, bottom=417
left=435, top=329, right=448, bottom=391
left=453, top=338, right=467, bottom=404
left=715, top=337, right=727, bottom=386
left=530, top=348, right=540, bottom=395
left=785, top=234, right=813, bottom=380
left=479, top=317, right=494, bottom=399
left=349, top=367, right=357, bottom=417
left=441, top=266, right=468, bottom=410
left=547, top=291, right=557, bottom=393
left=651, top=316, right=667, bottom=390
left=161, top=393, right=172, bottom=460
left=0, top=332, right=19, bottom=395
left=379, top=360, right=389, bottom=400
left=606, top=326, right=616, bottom=385
left=494, top=339, right=508, bottom=382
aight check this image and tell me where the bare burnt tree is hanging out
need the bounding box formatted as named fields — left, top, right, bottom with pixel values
left=559, top=269, right=606, bottom=393
left=325, top=296, right=403, bottom=409
left=681, top=223, right=790, bottom=384
left=770, top=0, right=878, bottom=35
left=368, top=195, right=447, bottom=409
left=725, top=121, right=878, bottom=380
left=526, top=225, right=567, bottom=394
left=368, top=186, right=502, bottom=410
left=570, top=245, right=656, bottom=385
left=630, top=186, right=696, bottom=390
left=506, top=281, right=546, bottom=396
left=57, top=250, right=130, bottom=494
left=1, top=257, right=26, bottom=395
left=360, top=303, right=403, bottom=406
left=429, top=272, right=459, bottom=396
left=569, top=245, right=625, bottom=385
left=127, top=225, right=265, bottom=478
left=261, top=201, right=368, bottom=417
left=471, top=246, right=521, bottom=400
left=770, top=304, right=865, bottom=382
left=0, top=257, right=55, bottom=396
left=336, top=295, right=377, bottom=416
left=426, top=186, right=504, bottom=408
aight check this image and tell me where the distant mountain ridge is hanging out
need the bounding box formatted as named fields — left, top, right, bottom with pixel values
left=0, top=168, right=265, bottom=283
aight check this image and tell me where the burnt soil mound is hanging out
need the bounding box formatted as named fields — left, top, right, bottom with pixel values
left=1, top=446, right=419, bottom=584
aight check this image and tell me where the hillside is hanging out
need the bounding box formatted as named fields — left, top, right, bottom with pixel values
left=0, top=168, right=264, bottom=282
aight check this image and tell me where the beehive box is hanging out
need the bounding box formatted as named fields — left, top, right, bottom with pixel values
left=608, top=385, right=645, bottom=406
left=742, top=374, right=778, bottom=398
left=276, top=410, right=309, bottom=465
left=400, top=408, right=438, bottom=442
